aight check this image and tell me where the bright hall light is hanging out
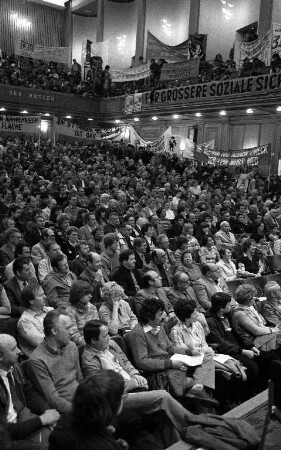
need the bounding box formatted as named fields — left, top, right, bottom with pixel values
left=134, top=118, right=140, bottom=122
left=276, top=106, right=281, bottom=112
left=66, top=115, right=72, bottom=119
left=88, top=118, right=93, bottom=121
left=41, top=120, right=48, bottom=132
left=246, top=108, right=254, bottom=114
left=173, top=114, right=179, bottom=119
left=219, top=110, right=227, bottom=116
left=0, top=107, right=6, bottom=111
left=115, top=119, right=121, bottom=123
left=20, top=110, right=28, bottom=114
left=152, top=116, right=158, bottom=121
left=44, top=113, right=50, bottom=117
left=195, top=112, right=202, bottom=117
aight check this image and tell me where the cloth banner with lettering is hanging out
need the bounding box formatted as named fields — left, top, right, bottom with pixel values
left=124, top=93, right=143, bottom=115
left=234, top=31, right=272, bottom=67
left=272, top=24, right=281, bottom=59
left=15, top=40, right=69, bottom=64
left=146, top=31, right=207, bottom=62
left=54, top=117, right=124, bottom=141
left=111, top=64, right=150, bottom=82
left=0, top=115, right=40, bottom=133
left=194, top=143, right=271, bottom=166
left=160, top=59, right=199, bottom=81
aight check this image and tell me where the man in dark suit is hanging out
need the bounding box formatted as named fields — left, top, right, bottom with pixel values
left=134, top=237, right=150, bottom=271
left=110, top=249, right=142, bottom=297
left=0, top=334, right=59, bottom=449
left=4, top=256, right=36, bottom=318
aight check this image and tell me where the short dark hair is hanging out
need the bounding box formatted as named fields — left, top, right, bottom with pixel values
left=103, top=233, right=119, bottom=248
left=50, top=253, right=66, bottom=270
left=174, top=299, right=197, bottom=322
left=119, top=249, right=134, bottom=264
left=45, top=241, right=59, bottom=252
left=141, top=223, right=154, bottom=234
left=138, top=298, right=165, bottom=325
left=134, top=237, right=146, bottom=249
left=21, top=282, right=42, bottom=309
left=201, top=264, right=212, bottom=276
left=12, top=256, right=30, bottom=275
left=69, top=280, right=93, bottom=306
left=6, top=228, right=21, bottom=241
left=83, top=319, right=107, bottom=345
left=14, top=241, right=30, bottom=258
left=242, top=239, right=255, bottom=253
left=181, top=250, right=192, bottom=264
left=71, top=370, right=124, bottom=433
left=210, top=292, right=232, bottom=313
left=176, top=236, right=189, bottom=250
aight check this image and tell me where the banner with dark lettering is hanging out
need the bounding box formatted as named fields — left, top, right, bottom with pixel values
left=142, top=73, right=281, bottom=108
left=124, top=93, right=143, bottom=115
left=54, top=117, right=124, bottom=140
left=15, top=40, right=70, bottom=64
left=234, top=31, right=272, bottom=67
left=160, top=59, right=199, bottom=81
left=194, top=143, right=271, bottom=166
left=146, top=31, right=207, bottom=62
left=112, top=64, right=150, bottom=82
left=0, top=115, right=40, bottom=133
left=272, top=24, right=281, bottom=58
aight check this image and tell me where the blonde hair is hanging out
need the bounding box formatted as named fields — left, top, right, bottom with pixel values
left=101, top=281, right=125, bottom=300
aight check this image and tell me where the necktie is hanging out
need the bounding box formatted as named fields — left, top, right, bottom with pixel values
left=7, top=370, right=24, bottom=414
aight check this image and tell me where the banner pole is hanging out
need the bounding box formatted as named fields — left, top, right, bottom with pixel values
left=38, top=115, right=41, bottom=150
left=53, top=115, right=56, bottom=145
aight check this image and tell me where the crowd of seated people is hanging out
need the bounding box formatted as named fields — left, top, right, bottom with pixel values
left=0, top=48, right=277, bottom=99
left=1, top=133, right=281, bottom=447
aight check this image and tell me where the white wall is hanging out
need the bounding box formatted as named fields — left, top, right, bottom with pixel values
left=199, top=0, right=261, bottom=62
left=72, top=15, right=97, bottom=65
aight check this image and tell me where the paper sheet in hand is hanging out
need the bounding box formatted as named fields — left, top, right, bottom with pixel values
left=171, top=353, right=204, bottom=367
left=213, top=354, right=233, bottom=364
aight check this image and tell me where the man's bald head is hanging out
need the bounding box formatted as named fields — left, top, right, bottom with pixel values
left=0, top=334, right=20, bottom=370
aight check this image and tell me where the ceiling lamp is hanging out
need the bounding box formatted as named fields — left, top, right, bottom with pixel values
left=66, top=115, right=72, bottom=119
left=0, top=107, right=6, bottom=111
left=133, top=118, right=140, bottom=122
left=195, top=112, right=202, bottom=117
left=152, top=116, right=158, bottom=121
left=173, top=114, right=179, bottom=119
left=219, top=110, right=227, bottom=116
left=276, top=106, right=281, bottom=111
left=115, top=119, right=121, bottom=123
left=20, top=110, right=28, bottom=114
left=88, top=118, right=93, bottom=121
left=246, top=108, right=254, bottom=114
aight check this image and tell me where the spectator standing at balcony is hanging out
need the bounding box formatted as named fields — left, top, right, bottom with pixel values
left=101, top=65, right=111, bottom=97
left=71, top=59, right=81, bottom=76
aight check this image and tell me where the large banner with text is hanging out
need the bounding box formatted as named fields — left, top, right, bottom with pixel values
left=142, top=73, right=281, bottom=107
left=234, top=31, right=272, bottom=67
left=54, top=117, right=123, bottom=141
left=15, top=40, right=69, bottom=64
left=194, top=143, right=271, bottom=166
left=0, top=115, right=39, bottom=133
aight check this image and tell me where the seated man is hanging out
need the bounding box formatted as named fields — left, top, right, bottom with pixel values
left=192, top=263, right=229, bottom=313
left=81, top=319, right=213, bottom=442
left=4, top=241, right=36, bottom=281
left=68, top=240, right=89, bottom=277
left=4, top=256, right=36, bottom=318
left=78, top=212, right=97, bottom=251
left=126, top=298, right=218, bottom=408
left=100, top=233, right=120, bottom=281
left=134, top=237, right=150, bottom=271
left=99, top=281, right=138, bottom=336
left=31, top=227, right=56, bottom=265
left=38, top=241, right=62, bottom=283
left=17, top=282, right=53, bottom=356
left=110, top=249, right=142, bottom=297
left=43, top=254, right=76, bottom=309
left=0, top=227, right=22, bottom=266
left=214, top=221, right=237, bottom=251
left=26, top=310, right=84, bottom=414
left=132, top=270, right=174, bottom=319
left=79, top=252, right=105, bottom=303
left=146, top=248, right=173, bottom=287
left=0, top=333, right=59, bottom=449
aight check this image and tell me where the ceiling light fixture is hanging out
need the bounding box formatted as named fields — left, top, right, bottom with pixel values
left=44, top=113, right=50, bottom=117
left=246, top=108, right=254, bottom=114
left=219, top=110, right=227, bottom=116
left=115, top=119, right=121, bottom=123
left=0, top=107, right=6, bottom=111
left=20, top=110, right=28, bottom=114
left=66, top=115, right=72, bottom=119
left=173, top=114, right=179, bottom=119
left=152, top=116, right=158, bottom=121
left=195, top=112, right=202, bottom=117
left=88, top=118, right=93, bottom=121
left=276, top=106, right=281, bottom=112
left=134, top=118, right=140, bottom=122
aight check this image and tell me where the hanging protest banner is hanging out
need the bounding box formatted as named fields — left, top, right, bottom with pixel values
left=272, top=24, right=281, bottom=58
left=54, top=117, right=123, bottom=140
left=194, top=143, right=271, bottom=166
left=146, top=31, right=207, bottom=62
left=0, top=115, right=39, bottom=133
left=143, top=73, right=281, bottom=108
left=111, top=64, right=150, bottom=82
left=15, top=40, right=69, bottom=64
left=124, top=93, right=143, bottom=115
left=234, top=31, right=272, bottom=67
left=160, top=59, right=199, bottom=81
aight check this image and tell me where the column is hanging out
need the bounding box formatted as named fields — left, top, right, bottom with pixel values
left=135, top=0, right=146, bottom=64
left=258, top=0, right=273, bottom=37
left=189, top=0, right=200, bottom=36
left=64, top=0, right=73, bottom=66
left=97, top=0, right=105, bottom=43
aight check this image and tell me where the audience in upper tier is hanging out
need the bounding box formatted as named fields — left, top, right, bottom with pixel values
left=0, top=132, right=280, bottom=448
left=0, top=49, right=276, bottom=98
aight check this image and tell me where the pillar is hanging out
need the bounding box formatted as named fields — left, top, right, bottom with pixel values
left=258, top=0, right=273, bottom=36
left=189, top=0, right=200, bottom=36
left=64, top=0, right=73, bottom=66
left=134, top=0, right=146, bottom=63
left=97, top=0, right=105, bottom=42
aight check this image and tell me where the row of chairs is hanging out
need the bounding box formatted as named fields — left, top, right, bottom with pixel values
left=227, top=273, right=281, bottom=297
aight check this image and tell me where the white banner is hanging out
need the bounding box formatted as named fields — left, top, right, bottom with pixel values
left=234, top=31, right=272, bottom=67
left=54, top=117, right=124, bottom=140
left=111, top=63, right=150, bottom=82
left=272, top=23, right=281, bottom=58
left=160, top=59, right=199, bottom=81
left=0, top=115, right=39, bottom=133
left=15, top=40, right=69, bottom=64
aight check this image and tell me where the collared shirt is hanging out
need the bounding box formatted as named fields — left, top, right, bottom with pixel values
left=17, top=307, right=53, bottom=356
left=16, top=277, right=28, bottom=291
left=143, top=324, right=161, bottom=335
left=170, top=321, right=209, bottom=352
left=0, top=367, right=17, bottom=423
left=217, top=259, right=237, bottom=281
left=38, top=257, right=52, bottom=282
left=88, top=347, right=131, bottom=381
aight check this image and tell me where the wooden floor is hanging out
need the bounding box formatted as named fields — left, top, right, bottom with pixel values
left=168, top=390, right=281, bottom=449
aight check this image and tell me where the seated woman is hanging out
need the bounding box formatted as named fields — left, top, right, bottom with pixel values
left=232, top=284, right=281, bottom=352
left=99, top=281, right=138, bottom=336
left=67, top=280, right=99, bottom=345
left=170, top=299, right=216, bottom=398
left=141, top=223, right=156, bottom=254
left=216, top=248, right=237, bottom=281
left=175, top=250, right=202, bottom=282
left=180, top=223, right=200, bottom=258
left=236, top=238, right=268, bottom=276
left=174, top=236, right=189, bottom=265
left=17, top=282, right=53, bottom=356
left=49, top=370, right=126, bottom=450
left=198, top=236, right=219, bottom=265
